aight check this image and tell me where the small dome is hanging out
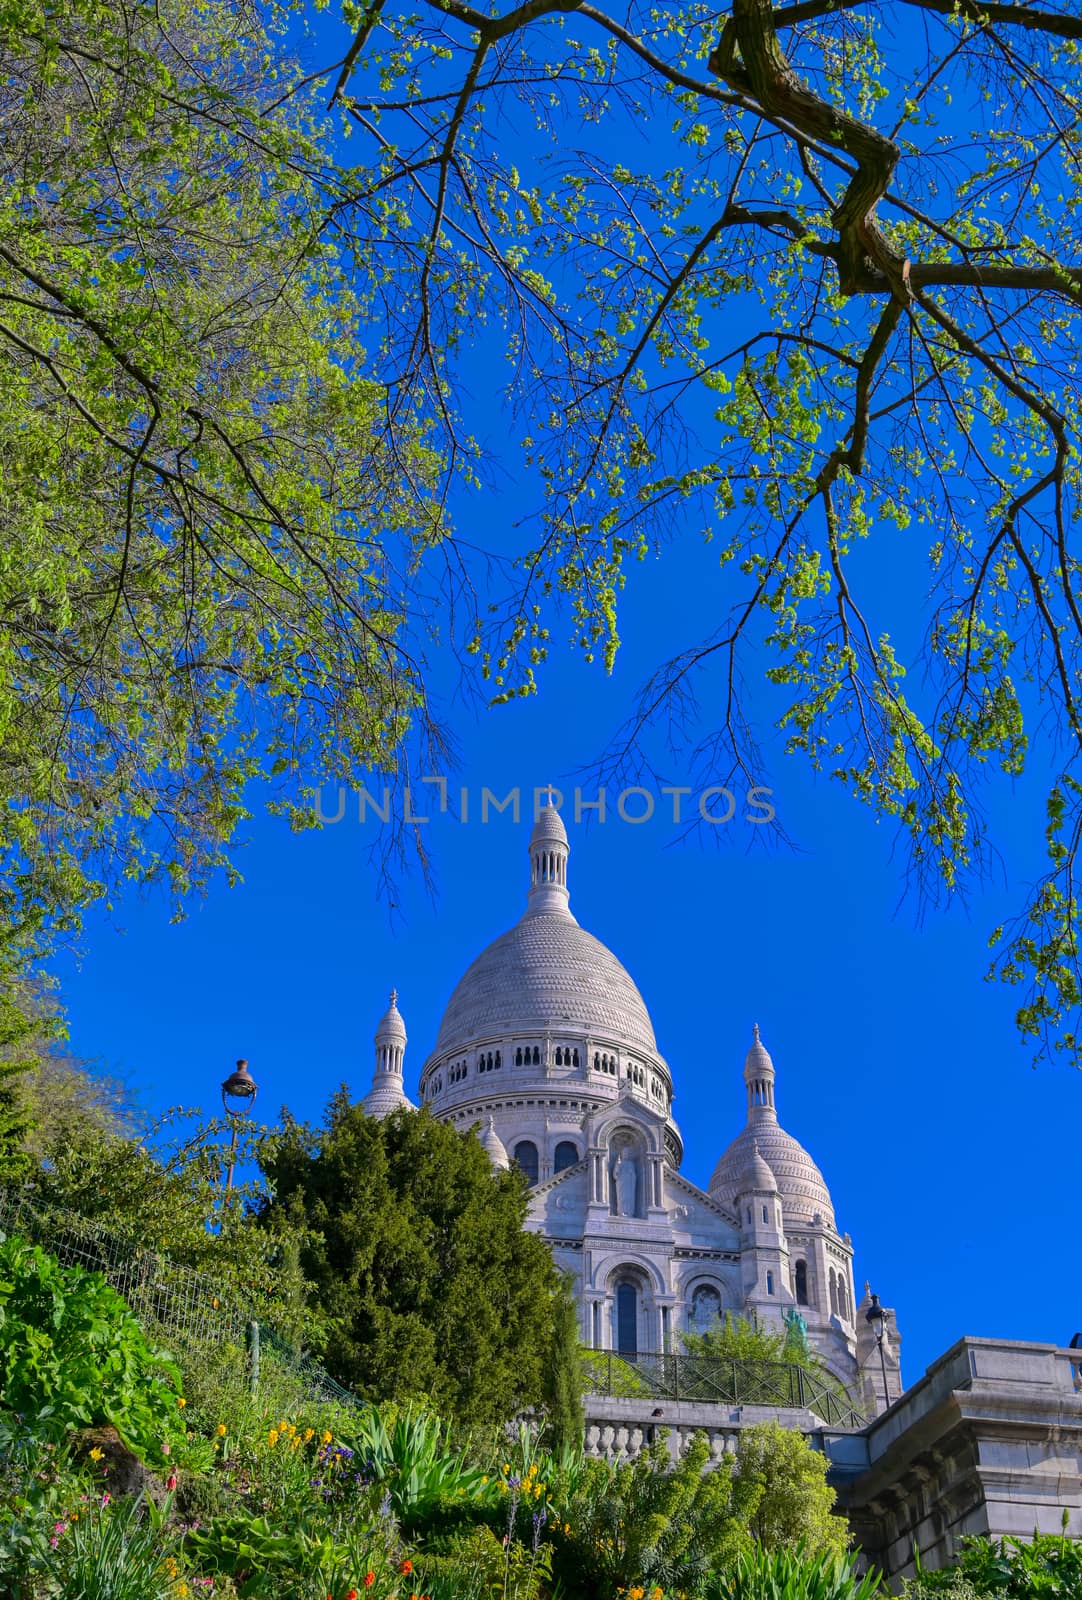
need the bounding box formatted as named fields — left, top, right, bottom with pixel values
left=375, top=989, right=406, bottom=1045
left=530, top=801, right=569, bottom=847
left=738, top=1140, right=778, bottom=1195
left=478, top=1117, right=510, bottom=1171
left=744, top=1025, right=774, bottom=1080
left=710, top=1125, right=834, bottom=1223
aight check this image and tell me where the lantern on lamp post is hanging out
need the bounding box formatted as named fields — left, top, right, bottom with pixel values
left=865, top=1290, right=890, bottom=1412
left=221, top=1059, right=258, bottom=1195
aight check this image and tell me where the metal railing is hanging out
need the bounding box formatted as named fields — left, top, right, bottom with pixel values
left=583, top=1348, right=865, bottom=1431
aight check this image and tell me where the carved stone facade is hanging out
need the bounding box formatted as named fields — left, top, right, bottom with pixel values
left=362, top=800, right=904, bottom=1411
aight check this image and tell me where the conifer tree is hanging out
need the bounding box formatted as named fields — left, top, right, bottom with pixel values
left=259, top=1097, right=570, bottom=1430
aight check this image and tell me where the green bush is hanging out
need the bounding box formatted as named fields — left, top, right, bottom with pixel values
left=733, top=1423, right=850, bottom=1558
left=902, top=1525, right=1082, bottom=1596
left=550, top=1432, right=758, bottom=1599
left=0, top=1233, right=184, bottom=1465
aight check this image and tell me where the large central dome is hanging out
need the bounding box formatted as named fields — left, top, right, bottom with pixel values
left=431, top=800, right=658, bottom=1061
left=434, top=913, right=658, bottom=1056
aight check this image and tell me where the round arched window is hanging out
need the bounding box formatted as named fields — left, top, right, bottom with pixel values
left=513, top=1140, right=539, bottom=1185
left=554, top=1140, right=579, bottom=1173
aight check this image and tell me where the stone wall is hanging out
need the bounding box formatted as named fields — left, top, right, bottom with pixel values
left=831, top=1337, right=1082, bottom=1586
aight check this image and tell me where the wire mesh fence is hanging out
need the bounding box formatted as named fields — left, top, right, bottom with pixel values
left=0, top=1186, right=362, bottom=1412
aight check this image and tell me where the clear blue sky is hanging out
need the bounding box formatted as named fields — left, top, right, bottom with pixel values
left=49, top=2, right=1082, bottom=1391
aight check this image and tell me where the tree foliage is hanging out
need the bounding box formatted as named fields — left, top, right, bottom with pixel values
left=0, top=0, right=444, bottom=928
left=18, top=1089, right=308, bottom=1335
left=683, top=1312, right=817, bottom=1368
left=324, top=0, right=1082, bottom=1061
left=258, top=1097, right=572, bottom=1429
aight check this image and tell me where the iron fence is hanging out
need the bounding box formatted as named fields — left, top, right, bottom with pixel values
left=583, top=1348, right=865, bottom=1430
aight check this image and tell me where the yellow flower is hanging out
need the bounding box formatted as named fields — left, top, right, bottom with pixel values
left=563, top=1524, right=571, bottom=1535
left=88, top=1447, right=104, bottom=1462
left=651, top=1588, right=663, bottom=1600
left=217, top=1423, right=227, bottom=1437
left=304, top=1427, right=315, bottom=1442
left=322, top=1430, right=333, bottom=1445
left=502, top=1463, right=511, bottom=1475
left=629, top=1587, right=645, bottom=1599
left=177, top=1397, right=186, bottom=1409
left=268, top=1430, right=279, bottom=1448
left=481, top=1475, right=489, bottom=1485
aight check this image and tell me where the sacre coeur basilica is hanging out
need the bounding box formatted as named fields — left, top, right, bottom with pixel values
left=361, top=798, right=904, bottom=1420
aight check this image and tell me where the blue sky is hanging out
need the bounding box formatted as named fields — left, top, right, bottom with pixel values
left=48, top=1, right=1082, bottom=1391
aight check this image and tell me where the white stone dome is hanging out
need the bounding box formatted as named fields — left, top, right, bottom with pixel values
left=434, top=912, right=657, bottom=1057
left=430, top=800, right=658, bottom=1060
left=710, top=1124, right=833, bottom=1222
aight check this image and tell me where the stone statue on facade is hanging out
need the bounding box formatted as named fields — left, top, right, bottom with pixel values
left=612, top=1151, right=637, bottom=1217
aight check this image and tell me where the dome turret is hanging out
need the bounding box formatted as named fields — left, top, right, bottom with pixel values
left=525, top=795, right=572, bottom=918
left=709, top=1027, right=835, bottom=1224
left=737, top=1139, right=778, bottom=1196
left=364, top=989, right=415, bottom=1118
left=478, top=1116, right=510, bottom=1171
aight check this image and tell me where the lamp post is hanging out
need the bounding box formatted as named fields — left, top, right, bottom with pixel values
left=865, top=1290, right=890, bottom=1412
left=221, top=1059, right=258, bottom=1195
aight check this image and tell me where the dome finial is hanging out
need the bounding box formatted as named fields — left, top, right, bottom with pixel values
left=390, top=986, right=398, bottom=1007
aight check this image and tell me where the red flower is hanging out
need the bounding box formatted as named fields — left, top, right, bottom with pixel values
left=166, top=1473, right=178, bottom=1492
left=346, top=1590, right=359, bottom=1600
left=365, top=1578, right=376, bottom=1591
left=399, top=1561, right=413, bottom=1577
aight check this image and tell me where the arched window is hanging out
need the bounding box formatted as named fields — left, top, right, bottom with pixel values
left=513, top=1141, right=539, bottom=1185
left=554, top=1140, right=579, bottom=1173
left=795, top=1260, right=809, bottom=1306
left=829, top=1270, right=839, bottom=1316
left=615, top=1281, right=638, bottom=1358
left=839, top=1275, right=851, bottom=1322
left=515, top=1048, right=522, bottom=1065
left=766, top=1271, right=775, bottom=1296
left=761, top=1204, right=769, bottom=1223
left=532, top=1046, right=541, bottom=1065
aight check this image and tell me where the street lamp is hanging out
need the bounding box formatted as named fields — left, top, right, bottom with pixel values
left=865, top=1290, right=890, bottom=1412
left=221, top=1059, right=258, bottom=1194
